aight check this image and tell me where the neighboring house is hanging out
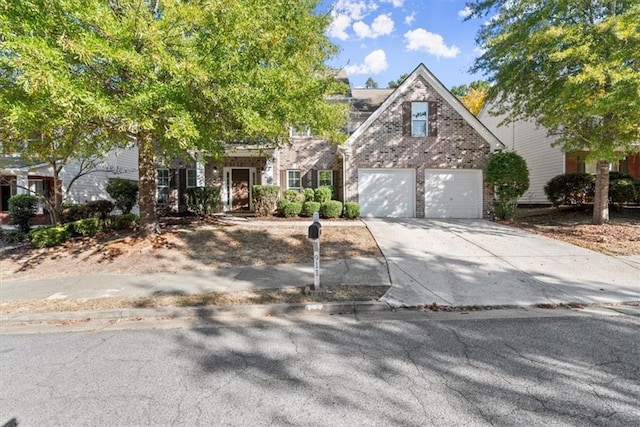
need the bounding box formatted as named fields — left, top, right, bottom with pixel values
left=478, top=104, right=640, bottom=204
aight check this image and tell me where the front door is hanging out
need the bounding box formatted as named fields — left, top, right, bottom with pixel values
left=222, top=167, right=256, bottom=212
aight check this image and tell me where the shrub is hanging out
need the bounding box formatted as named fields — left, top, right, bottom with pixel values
left=62, top=204, right=89, bottom=223
left=321, top=200, right=343, bottom=218
left=105, top=178, right=139, bottom=214
left=344, top=202, right=360, bottom=219
left=277, top=199, right=302, bottom=217
left=3, top=230, right=26, bottom=244
left=609, top=178, right=637, bottom=207
left=8, top=194, right=38, bottom=233
left=635, top=179, right=640, bottom=204
left=314, top=186, right=333, bottom=204
left=544, top=173, right=595, bottom=207
left=108, top=213, right=139, bottom=231
left=85, top=200, right=114, bottom=220
left=252, top=185, right=280, bottom=216
left=68, top=218, right=103, bottom=237
left=184, top=186, right=220, bottom=216
left=303, top=188, right=315, bottom=202
left=486, top=152, right=529, bottom=220
left=29, top=226, right=70, bottom=248
left=301, top=201, right=321, bottom=217
left=284, top=189, right=304, bottom=203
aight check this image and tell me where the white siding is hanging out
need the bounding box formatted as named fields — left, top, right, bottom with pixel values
left=478, top=108, right=565, bottom=204
left=62, top=144, right=139, bottom=212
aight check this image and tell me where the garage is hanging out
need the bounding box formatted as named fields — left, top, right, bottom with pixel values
left=424, top=169, right=483, bottom=218
left=358, top=169, right=415, bottom=217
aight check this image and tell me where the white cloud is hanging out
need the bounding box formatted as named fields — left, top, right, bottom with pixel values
left=333, top=0, right=374, bottom=21
left=404, top=28, right=460, bottom=58
left=346, top=49, right=388, bottom=75
left=328, top=13, right=352, bottom=40
left=405, top=12, right=416, bottom=25
left=381, top=0, right=404, bottom=6
left=458, top=6, right=473, bottom=18
left=353, top=13, right=394, bottom=39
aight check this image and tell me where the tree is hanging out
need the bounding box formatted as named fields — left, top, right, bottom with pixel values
left=388, top=73, right=409, bottom=89
left=1, top=0, right=347, bottom=235
left=468, top=0, right=640, bottom=224
left=365, top=77, right=379, bottom=88
left=486, top=152, right=529, bottom=220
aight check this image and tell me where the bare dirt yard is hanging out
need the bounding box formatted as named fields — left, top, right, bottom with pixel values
left=506, top=206, right=640, bottom=256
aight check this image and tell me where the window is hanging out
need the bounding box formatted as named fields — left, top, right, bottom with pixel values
left=157, top=169, right=170, bottom=204
left=287, top=170, right=301, bottom=191
left=318, top=170, right=333, bottom=187
left=186, top=169, right=197, bottom=188
left=28, top=179, right=45, bottom=214
left=411, top=102, right=428, bottom=137
left=290, top=126, right=312, bottom=137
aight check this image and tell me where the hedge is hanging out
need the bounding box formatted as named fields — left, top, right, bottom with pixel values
left=29, top=226, right=70, bottom=248
left=184, top=186, right=220, bottom=216
left=301, top=201, right=321, bottom=217
left=321, top=200, right=343, bottom=218
left=252, top=185, right=280, bottom=216
left=344, top=202, right=361, bottom=219
left=8, top=194, right=38, bottom=233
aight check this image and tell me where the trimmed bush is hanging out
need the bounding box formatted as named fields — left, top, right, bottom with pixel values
left=106, top=178, right=138, bottom=214
left=314, top=186, right=333, bottom=204
left=321, top=200, right=343, bottom=218
left=62, top=204, right=89, bottom=223
left=609, top=178, right=637, bottom=207
left=68, top=217, right=104, bottom=237
left=544, top=173, right=595, bottom=207
left=486, top=152, right=529, bottom=220
left=303, top=188, right=315, bottom=202
left=344, top=202, right=361, bottom=219
left=635, top=179, right=640, bottom=204
left=29, top=226, right=70, bottom=248
left=284, top=189, right=304, bottom=203
left=184, top=186, right=220, bottom=216
left=8, top=194, right=38, bottom=233
left=277, top=199, right=302, bottom=217
left=108, top=213, right=139, bottom=230
left=3, top=230, right=26, bottom=244
left=252, top=185, right=280, bottom=216
left=85, top=200, right=114, bottom=220
left=301, top=201, right=321, bottom=217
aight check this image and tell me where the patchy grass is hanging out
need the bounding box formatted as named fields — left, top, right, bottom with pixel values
left=0, top=285, right=389, bottom=314
left=506, top=206, right=640, bottom=256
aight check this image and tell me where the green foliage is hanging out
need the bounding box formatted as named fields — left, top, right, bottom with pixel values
left=450, top=80, right=490, bottom=99
left=314, top=186, right=333, bottom=204
left=301, top=201, right=321, bottom=217
left=8, top=194, right=39, bottom=233
left=609, top=179, right=637, bottom=207
left=67, top=218, right=103, bottom=237
left=344, top=202, right=361, bottom=219
left=107, top=214, right=139, bottom=231
left=388, top=73, right=409, bottom=89
left=106, top=179, right=139, bottom=214
left=303, top=188, right=315, bottom=203
left=29, top=226, right=70, bottom=248
left=252, top=185, right=280, bottom=216
left=469, top=0, right=640, bottom=223
left=62, top=204, right=89, bottom=223
left=3, top=230, right=26, bottom=244
left=365, top=77, right=378, bottom=88
left=284, top=189, right=305, bottom=203
left=486, top=152, right=529, bottom=219
left=184, top=187, right=220, bottom=216
left=321, top=200, right=343, bottom=218
left=544, top=173, right=596, bottom=207
left=277, top=199, right=302, bottom=217
left=85, top=200, right=114, bottom=220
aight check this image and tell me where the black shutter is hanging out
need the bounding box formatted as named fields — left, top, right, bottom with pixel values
left=402, top=102, right=411, bottom=136
left=311, top=169, right=318, bottom=188
left=428, top=101, right=438, bottom=137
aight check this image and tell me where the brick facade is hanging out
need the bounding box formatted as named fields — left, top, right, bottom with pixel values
left=345, top=75, right=493, bottom=218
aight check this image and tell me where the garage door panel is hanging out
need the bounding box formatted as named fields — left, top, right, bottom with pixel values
left=358, top=169, right=415, bottom=217
left=424, top=170, right=482, bottom=218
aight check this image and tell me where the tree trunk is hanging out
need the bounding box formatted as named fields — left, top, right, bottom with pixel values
left=137, top=131, right=159, bottom=236
left=51, top=171, right=63, bottom=225
left=592, top=159, right=610, bottom=225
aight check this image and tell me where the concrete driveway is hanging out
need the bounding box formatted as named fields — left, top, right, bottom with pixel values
left=364, top=218, right=640, bottom=308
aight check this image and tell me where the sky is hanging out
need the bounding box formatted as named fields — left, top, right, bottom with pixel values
left=319, top=0, right=487, bottom=90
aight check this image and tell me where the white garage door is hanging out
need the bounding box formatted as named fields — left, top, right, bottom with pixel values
left=358, top=169, right=415, bottom=217
left=424, top=169, right=483, bottom=218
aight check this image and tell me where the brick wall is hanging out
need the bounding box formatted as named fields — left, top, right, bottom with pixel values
left=345, top=75, right=493, bottom=217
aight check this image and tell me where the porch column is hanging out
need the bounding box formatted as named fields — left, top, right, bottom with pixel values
left=16, top=173, right=28, bottom=195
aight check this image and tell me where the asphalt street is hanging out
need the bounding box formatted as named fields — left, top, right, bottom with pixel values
left=2, top=308, right=639, bottom=426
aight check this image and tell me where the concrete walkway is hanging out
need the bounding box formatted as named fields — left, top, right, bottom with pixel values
left=364, top=218, right=640, bottom=308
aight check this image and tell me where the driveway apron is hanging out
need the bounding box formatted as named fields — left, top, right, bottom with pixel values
left=364, top=218, right=640, bottom=308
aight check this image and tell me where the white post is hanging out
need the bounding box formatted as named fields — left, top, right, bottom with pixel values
left=312, top=239, right=320, bottom=290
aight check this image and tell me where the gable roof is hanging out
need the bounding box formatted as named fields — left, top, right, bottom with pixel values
left=344, top=63, right=505, bottom=151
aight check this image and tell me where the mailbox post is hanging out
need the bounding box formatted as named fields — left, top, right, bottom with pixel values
left=308, top=212, right=322, bottom=290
